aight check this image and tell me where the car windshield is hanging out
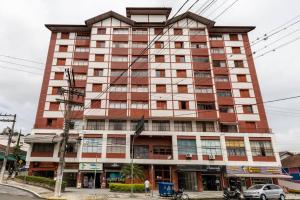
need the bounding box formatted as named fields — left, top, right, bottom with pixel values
left=248, top=185, right=264, bottom=190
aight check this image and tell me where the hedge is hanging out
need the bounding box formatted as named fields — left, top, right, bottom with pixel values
left=109, top=183, right=148, bottom=193
left=15, top=175, right=66, bottom=191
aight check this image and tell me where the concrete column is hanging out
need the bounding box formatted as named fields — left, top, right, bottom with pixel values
left=126, top=134, right=131, bottom=159
left=220, top=134, right=228, bottom=162
left=244, top=136, right=253, bottom=162
left=172, top=135, right=178, bottom=160
left=102, top=134, right=107, bottom=158
left=172, top=167, right=178, bottom=190
left=197, top=172, right=203, bottom=192
left=196, top=135, right=203, bottom=161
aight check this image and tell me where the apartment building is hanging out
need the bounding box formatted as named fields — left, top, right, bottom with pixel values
left=25, top=7, right=288, bottom=191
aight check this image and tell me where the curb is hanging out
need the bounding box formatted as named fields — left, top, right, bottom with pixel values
left=0, top=182, right=45, bottom=199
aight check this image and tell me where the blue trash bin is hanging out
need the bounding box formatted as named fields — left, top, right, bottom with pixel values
left=158, top=182, right=174, bottom=197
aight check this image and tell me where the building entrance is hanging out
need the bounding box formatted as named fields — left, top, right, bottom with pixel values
left=202, top=175, right=221, bottom=191
left=82, top=172, right=101, bottom=188
left=178, top=172, right=198, bottom=191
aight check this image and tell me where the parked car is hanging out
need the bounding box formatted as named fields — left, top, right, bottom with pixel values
left=243, top=184, right=285, bottom=200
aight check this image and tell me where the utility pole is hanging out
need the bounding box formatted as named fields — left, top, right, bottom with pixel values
left=0, top=113, right=16, bottom=183
left=54, top=69, right=84, bottom=197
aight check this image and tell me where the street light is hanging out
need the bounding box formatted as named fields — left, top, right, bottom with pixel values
left=130, top=116, right=144, bottom=197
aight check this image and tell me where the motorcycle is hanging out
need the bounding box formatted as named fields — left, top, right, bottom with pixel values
left=172, top=188, right=189, bottom=200
left=223, top=187, right=241, bottom=200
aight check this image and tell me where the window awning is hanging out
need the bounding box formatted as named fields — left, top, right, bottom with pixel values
left=226, top=173, right=292, bottom=179
left=24, top=135, right=62, bottom=144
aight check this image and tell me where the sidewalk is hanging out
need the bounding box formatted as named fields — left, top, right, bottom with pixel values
left=2, top=181, right=300, bottom=200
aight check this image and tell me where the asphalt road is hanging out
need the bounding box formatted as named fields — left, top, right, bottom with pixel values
left=0, top=184, right=40, bottom=200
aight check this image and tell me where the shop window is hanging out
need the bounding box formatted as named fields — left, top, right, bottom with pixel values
left=226, top=140, right=246, bottom=156
left=152, top=120, right=170, bottom=131
left=108, top=120, right=127, bottom=130
left=86, top=119, right=105, bottom=130
left=82, top=138, right=102, bottom=153
left=201, top=140, right=222, bottom=155
left=157, top=101, right=167, bottom=110
left=196, top=121, right=215, bottom=132
left=174, top=121, right=192, bottom=132
left=250, top=141, right=274, bottom=156
left=155, top=166, right=171, bottom=183
left=107, top=137, right=126, bottom=153
left=177, top=139, right=197, bottom=155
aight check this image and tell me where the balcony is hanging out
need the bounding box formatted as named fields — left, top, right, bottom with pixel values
left=219, top=113, right=236, bottom=122
left=210, top=40, right=224, bottom=48
left=197, top=110, right=218, bottom=120
left=75, top=39, right=90, bottom=47
left=112, top=48, right=128, bottom=55
left=110, top=76, right=128, bottom=84
left=196, top=93, right=215, bottom=102
left=211, top=54, right=226, bottom=60
left=132, top=48, right=148, bottom=56
left=109, top=92, right=127, bottom=100
left=111, top=62, right=128, bottom=69
left=74, top=52, right=89, bottom=60
left=131, top=77, right=149, bottom=85
left=108, top=108, right=127, bottom=118
left=190, top=35, right=207, bottom=42
left=191, top=48, right=209, bottom=56
left=132, top=35, right=148, bottom=42
left=218, top=97, right=234, bottom=105
left=215, top=82, right=231, bottom=89
left=194, top=77, right=213, bottom=85
left=192, top=62, right=211, bottom=70
left=130, top=109, right=149, bottom=118
left=112, top=34, right=128, bottom=42
left=213, top=67, right=229, bottom=75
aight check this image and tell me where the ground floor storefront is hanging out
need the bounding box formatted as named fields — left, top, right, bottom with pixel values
left=28, top=162, right=290, bottom=192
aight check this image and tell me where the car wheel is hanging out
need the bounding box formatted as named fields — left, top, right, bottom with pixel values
left=261, top=194, right=267, bottom=200
left=279, top=194, right=285, bottom=200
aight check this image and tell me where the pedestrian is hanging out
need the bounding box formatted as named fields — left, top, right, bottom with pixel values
left=144, top=179, right=150, bottom=196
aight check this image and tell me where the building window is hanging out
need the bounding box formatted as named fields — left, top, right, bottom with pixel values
left=192, top=56, right=209, bottom=63
left=213, top=60, right=226, bottom=67
left=109, top=101, right=127, bottom=109
left=190, top=29, right=205, bottom=35
left=131, top=101, right=148, bottom=109
left=131, top=70, right=148, bottom=77
left=175, top=42, right=184, bottom=49
left=132, top=56, right=147, bottom=63
left=215, top=75, right=229, bottom=82
left=52, top=87, right=61, bottom=95
left=154, top=28, right=163, bottom=35
left=194, top=71, right=211, bottom=78
left=113, top=28, right=128, bottom=34
left=132, top=28, right=148, bottom=35
left=220, top=124, right=237, bottom=132
left=229, top=34, right=239, bottom=41
left=110, top=85, right=127, bottom=92
left=202, top=140, right=222, bottom=155
left=54, top=72, right=64, bottom=80
left=59, top=45, right=68, bottom=52
left=46, top=118, right=57, bottom=127
left=57, top=58, right=66, bottom=66
left=132, top=42, right=148, bottom=48
left=178, top=139, right=197, bottom=155
left=61, top=32, right=69, bottom=39
left=179, top=101, right=189, bottom=110
left=73, top=59, right=88, bottom=66
left=232, top=47, right=241, bottom=54
left=155, top=69, right=165, bottom=77
left=92, top=84, right=102, bottom=92
left=69, top=120, right=83, bottom=130
left=250, top=141, right=274, bottom=156
left=111, top=69, right=127, bottom=77
left=156, top=85, right=166, bottom=93
left=66, top=143, right=78, bottom=153
left=108, top=120, right=127, bottom=130
left=155, top=55, right=165, bottom=62
left=75, top=47, right=89, bottom=52
left=131, top=85, right=148, bottom=92
left=155, top=41, right=164, bottom=48
left=107, top=137, right=126, bottom=153
left=195, top=86, right=213, bottom=94
left=112, top=42, right=128, bottom=48
left=133, top=145, right=149, bottom=159
left=82, top=138, right=102, bottom=153
left=74, top=73, right=86, bottom=80
left=219, top=106, right=234, bottom=113
left=111, top=55, right=127, bottom=62
left=86, top=119, right=105, bottom=130
left=243, top=105, right=254, bottom=114
left=174, top=28, right=183, bottom=35
left=174, top=121, right=192, bottom=132
left=131, top=120, right=149, bottom=131
left=217, top=90, right=232, bottom=97
left=94, top=69, right=103, bottom=76
left=178, top=85, right=188, bottom=93
left=97, top=28, right=106, bottom=35
left=196, top=121, right=215, bottom=132
left=91, top=100, right=101, bottom=109
left=76, top=32, right=90, bottom=39
left=197, top=102, right=215, bottom=110
left=237, top=74, right=247, bottom=82
left=240, top=89, right=250, bottom=97
left=191, top=42, right=207, bottom=48
left=32, top=143, right=54, bottom=152
left=176, top=70, right=186, bottom=78
left=211, top=48, right=225, bottom=54
left=96, top=41, right=105, bottom=48
left=209, top=34, right=223, bottom=40
left=49, top=102, right=59, bottom=111
left=234, top=60, right=244, bottom=68
left=226, top=140, right=246, bottom=156
left=157, top=101, right=167, bottom=110
left=153, top=146, right=172, bottom=155
left=175, top=55, right=185, bottom=63
left=152, top=121, right=170, bottom=131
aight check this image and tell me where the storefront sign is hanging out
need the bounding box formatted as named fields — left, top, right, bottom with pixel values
left=79, top=162, right=103, bottom=171
left=227, top=166, right=282, bottom=175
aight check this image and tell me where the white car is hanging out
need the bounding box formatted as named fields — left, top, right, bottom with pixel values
left=243, top=184, right=285, bottom=200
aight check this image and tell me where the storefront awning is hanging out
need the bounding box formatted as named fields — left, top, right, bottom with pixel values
left=24, top=135, right=62, bottom=144
left=226, top=173, right=292, bottom=179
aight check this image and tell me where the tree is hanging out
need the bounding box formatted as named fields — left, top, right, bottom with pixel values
left=121, top=164, right=145, bottom=182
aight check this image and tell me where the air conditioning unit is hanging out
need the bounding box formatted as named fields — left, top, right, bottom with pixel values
left=209, top=154, right=216, bottom=160
left=186, top=153, right=192, bottom=158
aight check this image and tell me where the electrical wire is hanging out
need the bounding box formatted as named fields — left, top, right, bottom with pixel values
left=213, top=0, right=239, bottom=20
left=0, top=54, right=45, bottom=65
left=206, top=0, right=231, bottom=17
left=0, top=60, right=44, bottom=71
left=0, top=65, right=43, bottom=76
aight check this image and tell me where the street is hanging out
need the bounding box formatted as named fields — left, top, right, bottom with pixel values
left=0, top=184, right=40, bottom=200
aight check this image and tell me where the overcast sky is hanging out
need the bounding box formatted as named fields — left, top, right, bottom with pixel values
left=0, top=0, right=299, bottom=152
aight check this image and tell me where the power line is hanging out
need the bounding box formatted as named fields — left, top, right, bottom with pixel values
left=0, top=65, right=43, bottom=75
left=0, top=54, right=45, bottom=65
left=206, top=0, right=231, bottom=17
left=0, top=60, right=44, bottom=71
left=213, top=0, right=239, bottom=20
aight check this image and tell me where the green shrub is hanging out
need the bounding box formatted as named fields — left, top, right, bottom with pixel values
left=15, top=175, right=66, bottom=191
left=109, top=183, right=148, bottom=193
